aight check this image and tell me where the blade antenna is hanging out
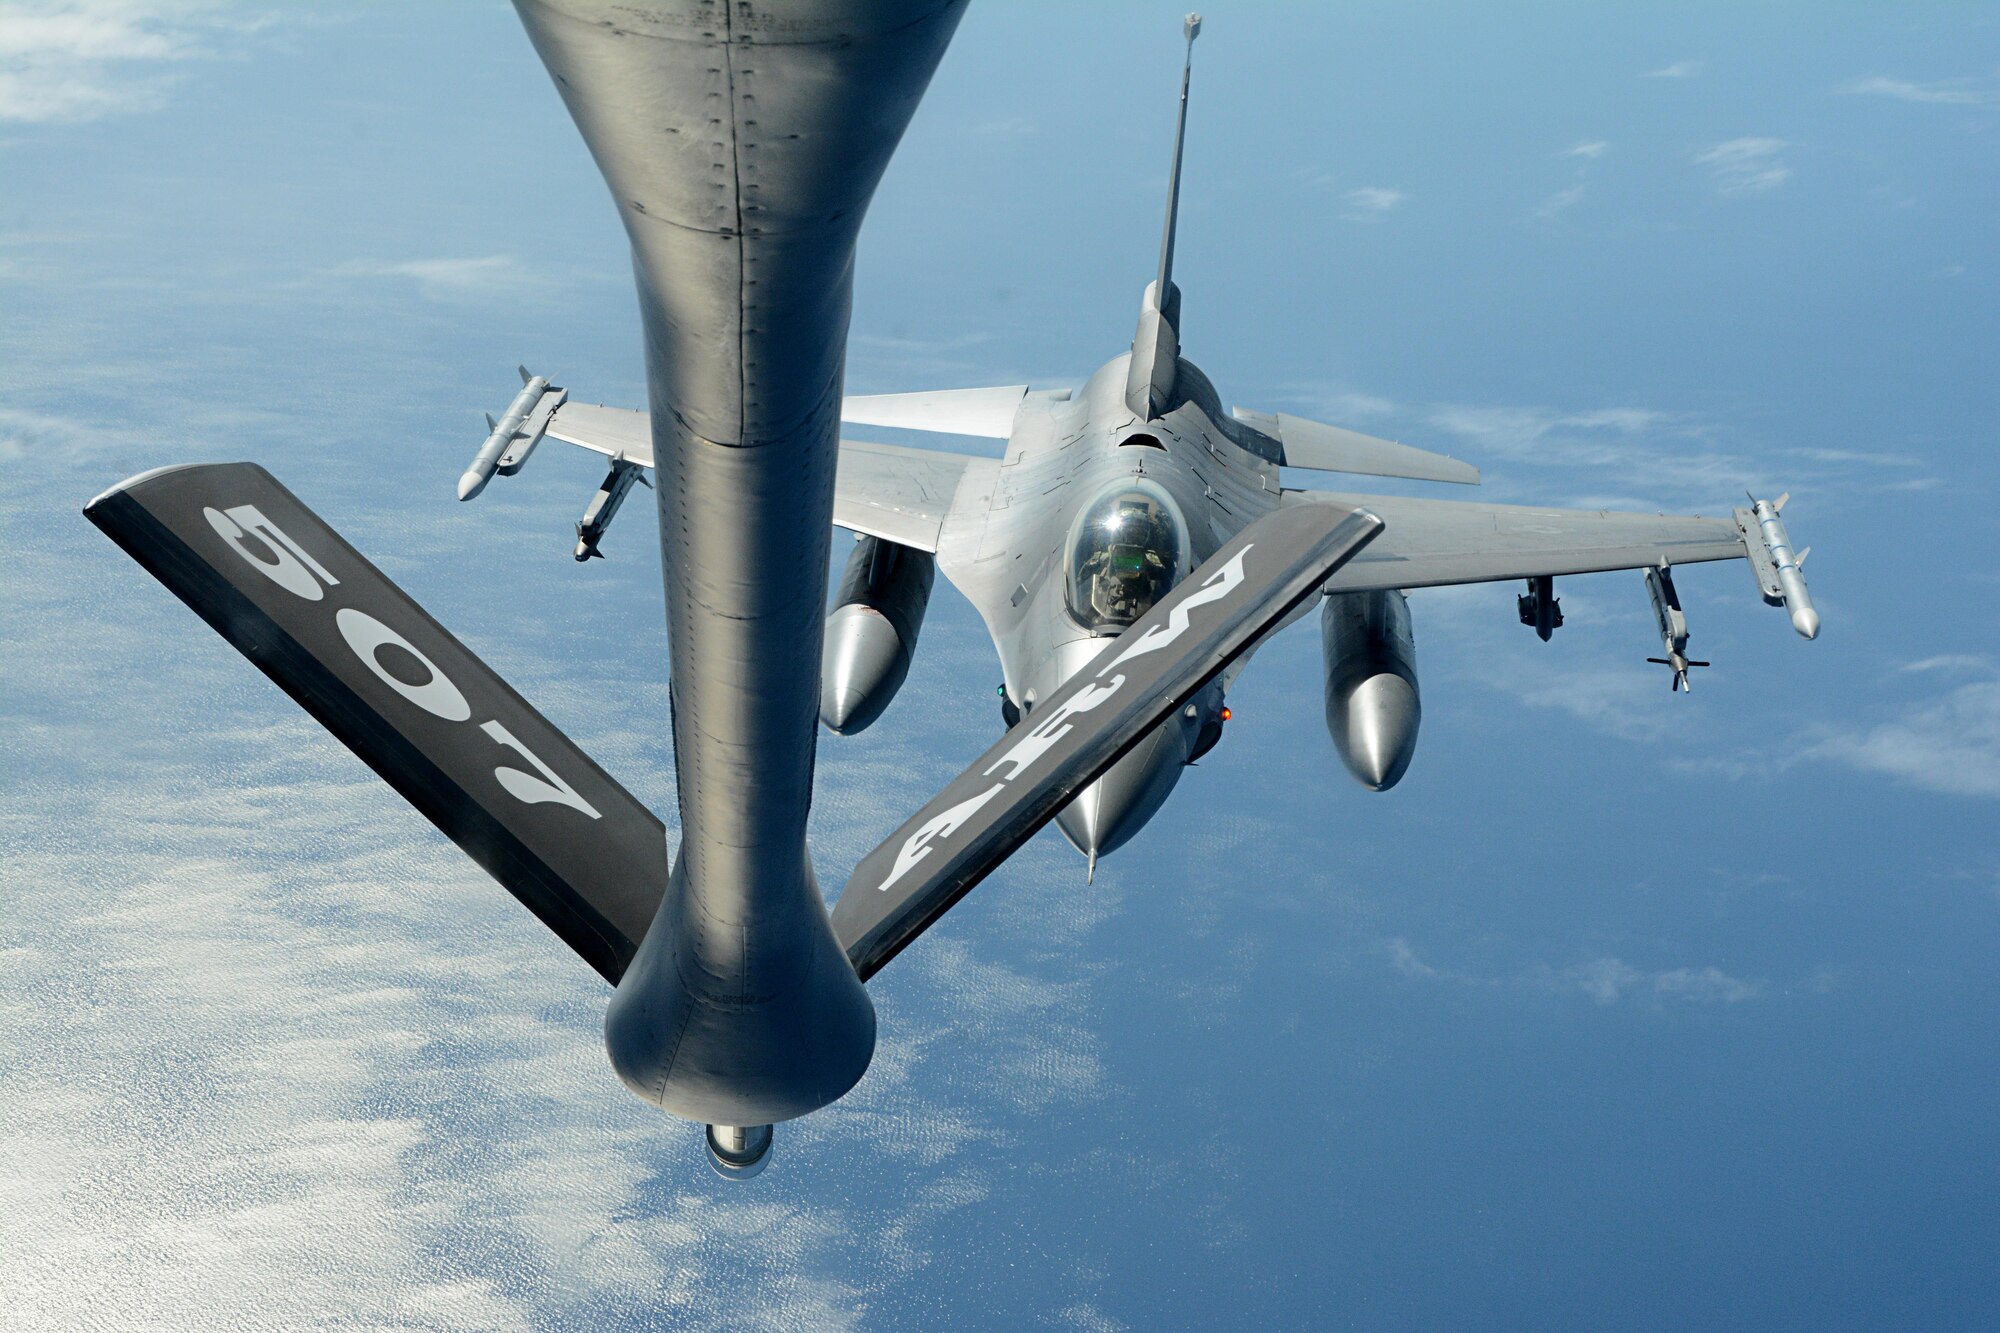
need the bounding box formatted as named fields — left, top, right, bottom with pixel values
left=1155, top=14, right=1202, bottom=302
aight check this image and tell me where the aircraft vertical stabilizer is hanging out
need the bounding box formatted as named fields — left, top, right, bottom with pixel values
left=1126, top=14, right=1201, bottom=419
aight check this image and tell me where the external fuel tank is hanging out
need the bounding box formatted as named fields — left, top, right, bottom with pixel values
left=1320, top=588, right=1421, bottom=791
left=821, top=534, right=935, bottom=734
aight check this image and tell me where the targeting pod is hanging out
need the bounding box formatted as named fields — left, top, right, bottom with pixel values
left=1737, top=493, right=1819, bottom=639
left=1643, top=562, right=1709, bottom=692
left=458, top=366, right=565, bottom=501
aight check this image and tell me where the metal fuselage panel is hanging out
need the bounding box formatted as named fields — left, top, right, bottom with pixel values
left=513, top=0, right=967, bottom=1125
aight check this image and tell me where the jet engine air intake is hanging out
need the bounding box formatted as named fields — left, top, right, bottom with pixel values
left=1321, top=589, right=1421, bottom=791
left=821, top=534, right=936, bottom=734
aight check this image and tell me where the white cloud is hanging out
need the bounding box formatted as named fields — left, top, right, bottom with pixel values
left=1341, top=186, right=1405, bottom=220
left=326, top=255, right=539, bottom=302
left=1800, top=680, right=2000, bottom=799
left=1693, top=137, right=1793, bottom=195
left=0, top=406, right=133, bottom=462
left=1645, top=60, right=1703, bottom=80
left=0, top=1, right=276, bottom=124
left=1507, top=662, right=1684, bottom=743
left=1536, top=183, right=1587, bottom=220
left=1423, top=401, right=1751, bottom=504
left=1900, top=655, right=1995, bottom=676
left=1842, top=75, right=1996, bottom=107
left=1534, top=143, right=1607, bottom=222
left=1387, top=939, right=1764, bottom=1006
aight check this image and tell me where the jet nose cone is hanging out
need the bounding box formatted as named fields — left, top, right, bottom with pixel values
left=1055, top=721, right=1191, bottom=862
left=1340, top=672, right=1420, bottom=791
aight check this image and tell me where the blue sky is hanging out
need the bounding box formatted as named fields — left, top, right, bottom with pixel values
left=3, top=2, right=1997, bottom=1328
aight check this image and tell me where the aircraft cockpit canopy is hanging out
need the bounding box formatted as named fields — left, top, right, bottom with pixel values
left=1064, top=480, right=1189, bottom=634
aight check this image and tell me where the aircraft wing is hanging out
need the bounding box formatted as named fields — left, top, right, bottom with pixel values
left=833, top=502, right=1384, bottom=979
left=1234, top=408, right=1480, bottom=485
left=530, top=398, right=988, bottom=555
left=84, top=462, right=669, bottom=984
left=546, top=400, right=653, bottom=467
left=1284, top=490, right=1749, bottom=592
left=831, top=439, right=994, bottom=553
left=840, top=385, right=1029, bottom=438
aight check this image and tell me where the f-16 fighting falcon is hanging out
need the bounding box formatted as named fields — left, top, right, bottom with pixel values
left=508, top=16, right=1821, bottom=875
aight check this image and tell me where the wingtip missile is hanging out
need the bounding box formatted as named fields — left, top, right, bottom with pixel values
left=1744, top=493, right=1820, bottom=640
left=459, top=368, right=558, bottom=502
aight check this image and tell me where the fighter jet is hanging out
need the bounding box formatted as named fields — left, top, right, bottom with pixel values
left=508, top=15, right=1821, bottom=872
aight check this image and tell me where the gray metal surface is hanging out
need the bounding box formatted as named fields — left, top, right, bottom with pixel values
left=85, top=462, right=669, bottom=984
left=833, top=503, right=1384, bottom=979
left=820, top=534, right=935, bottom=733
left=1321, top=589, right=1421, bottom=791
left=513, top=0, right=968, bottom=1127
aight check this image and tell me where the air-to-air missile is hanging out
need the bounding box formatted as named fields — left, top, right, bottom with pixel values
left=573, top=458, right=650, bottom=562
left=1643, top=562, right=1710, bottom=692
left=1741, top=493, right=1820, bottom=640
left=458, top=367, right=563, bottom=501
left=819, top=534, right=935, bottom=734
left=1321, top=588, right=1422, bottom=790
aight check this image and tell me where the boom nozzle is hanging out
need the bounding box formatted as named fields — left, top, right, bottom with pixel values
left=705, top=1124, right=773, bottom=1181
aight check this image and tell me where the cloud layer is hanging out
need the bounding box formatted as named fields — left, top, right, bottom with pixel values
left=1693, top=137, right=1793, bottom=195
left=0, top=1, right=275, bottom=123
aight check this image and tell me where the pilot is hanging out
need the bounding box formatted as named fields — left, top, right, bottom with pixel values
left=1068, top=487, right=1183, bottom=632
